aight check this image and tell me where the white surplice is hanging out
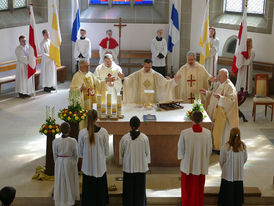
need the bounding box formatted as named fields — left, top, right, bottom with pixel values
left=99, top=46, right=119, bottom=64
left=15, top=45, right=34, bottom=95
left=74, top=37, right=91, bottom=61
left=119, top=132, right=151, bottom=173
left=94, top=62, right=122, bottom=104
left=204, top=37, right=220, bottom=77
left=178, top=127, right=212, bottom=175
left=235, top=50, right=255, bottom=94
left=40, top=39, right=57, bottom=88
left=151, top=37, right=167, bottom=67
left=123, top=68, right=177, bottom=104
left=53, top=137, right=80, bottom=206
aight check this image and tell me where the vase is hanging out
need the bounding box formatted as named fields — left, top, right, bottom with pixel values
left=68, top=122, right=79, bottom=140
left=45, top=134, right=55, bottom=176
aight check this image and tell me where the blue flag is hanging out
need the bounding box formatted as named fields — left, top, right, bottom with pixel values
left=71, top=0, right=80, bottom=42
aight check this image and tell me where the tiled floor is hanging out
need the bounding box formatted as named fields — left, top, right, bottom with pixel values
left=0, top=82, right=274, bottom=198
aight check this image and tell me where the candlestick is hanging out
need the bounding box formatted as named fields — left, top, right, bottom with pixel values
left=117, top=95, right=122, bottom=118
left=97, top=95, right=102, bottom=118
left=107, top=93, right=111, bottom=117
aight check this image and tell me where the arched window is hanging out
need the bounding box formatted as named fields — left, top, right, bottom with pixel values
left=224, top=0, right=266, bottom=15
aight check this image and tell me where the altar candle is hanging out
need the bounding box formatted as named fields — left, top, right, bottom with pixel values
left=97, top=95, right=102, bottom=118
left=107, top=94, right=111, bottom=116
left=117, top=95, right=122, bottom=117
left=112, top=104, right=117, bottom=117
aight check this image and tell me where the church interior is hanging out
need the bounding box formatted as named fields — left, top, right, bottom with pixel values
left=0, top=0, right=274, bottom=205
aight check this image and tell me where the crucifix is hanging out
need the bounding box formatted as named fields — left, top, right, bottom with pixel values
left=114, top=17, right=127, bottom=65
left=187, top=74, right=196, bottom=87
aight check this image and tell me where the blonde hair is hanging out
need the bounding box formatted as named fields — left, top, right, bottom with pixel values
left=87, top=109, right=98, bottom=145
left=227, top=127, right=246, bottom=152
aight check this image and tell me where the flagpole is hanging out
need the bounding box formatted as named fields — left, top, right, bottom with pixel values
left=33, top=75, right=36, bottom=97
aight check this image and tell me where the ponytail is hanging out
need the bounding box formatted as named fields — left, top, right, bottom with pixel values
left=87, top=109, right=98, bottom=145
left=228, top=127, right=246, bottom=152
left=129, top=116, right=141, bottom=140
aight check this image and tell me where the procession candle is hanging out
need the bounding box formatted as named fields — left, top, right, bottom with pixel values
left=52, top=107, right=55, bottom=120
left=46, top=106, right=49, bottom=120
left=112, top=104, right=117, bottom=118
left=97, top=95, right=102, bottom=118
left=107, top=94, right=112, bottom=117
left=117, top=95, right=122, bottom=117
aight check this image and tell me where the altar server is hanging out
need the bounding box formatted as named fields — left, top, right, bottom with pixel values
left=78, top=109, right=109, bottom=206
left=178, top=111, right=212, bottom=206
left=118, top=59, right=181, bottom=104
left=99, top=29, right=119, bottom=64
left=40, top=29, right=57, bottom=92
left=94, top=54, right=122, bottom=103
left=218, top=127, right=247, bottom=206
left=15, top=35, right=34, bottom=98
left=53, top=122, right=80, bottom=206
left=119, top=116, right=150, bottom=206
left=74, top=28, right=91, bottom=72
left=151, top=29, right=168, bottom=77
left=200, top=68, right=239, bottom=151
left=204, top=27, right=220, bottom=77
left=235, top=38, right=255, bottom=94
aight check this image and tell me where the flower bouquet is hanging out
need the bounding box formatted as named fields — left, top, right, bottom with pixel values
left=40, top=106, right=61, bottom=135
left=186, top=98, right=207, bottom=120
left=58, top=103, right=88, bottom=123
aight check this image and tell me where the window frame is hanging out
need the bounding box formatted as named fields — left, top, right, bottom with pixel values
left=224, top=0, right=266, bottom=16
left=13, top=0, right=28, bottom=10
left=0, top=0, right=28, bottom=13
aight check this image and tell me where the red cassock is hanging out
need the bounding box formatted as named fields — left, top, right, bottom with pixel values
left=99, top=37, right=119, bottom=49
left=181, top=124, right=205, bottom=206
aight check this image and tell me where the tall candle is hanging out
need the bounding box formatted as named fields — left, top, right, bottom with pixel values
left=107, top=94, right=112, bottom=117
left=97, top=95, right=102, bottom=118
left=117, top=95, right=122, bottom=117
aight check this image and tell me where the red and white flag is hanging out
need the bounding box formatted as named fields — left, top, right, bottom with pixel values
left=232, top=0, right=248, bottom=76
left=28, top=4, right=39, bottom=78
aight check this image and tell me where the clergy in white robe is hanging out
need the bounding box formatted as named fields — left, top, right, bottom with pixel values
left=151, top=29, right=168, bottom=77
left=119, top=116, right=150, bottom=206
left=236, top=38, right=255, bottom=94
left=70, top=60, right=110, bottom=129
left=178, top=111, right=212, bottom=206
left=15, top=35, right=34, bottom=98
left=200, top=68, right=239, bottom=151
left=78, top=109, right=109, bottom=206
left=40, top=29, right=57, bottom=92
left=176, top=51, right=215, bottom=103
left=119, top=59, right=181, bottom=104
left=94, top=54, right=122, bottom=104
left=204, top=27, right=220, bottom=77
left=99, top=29, right=119, bottom=64
left=53, top=122, right=80, bottom=206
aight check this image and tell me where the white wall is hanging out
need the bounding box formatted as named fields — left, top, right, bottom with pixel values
left=190, top=0, right=274, bottom=63
left=0, top=23, right=49, bottom=62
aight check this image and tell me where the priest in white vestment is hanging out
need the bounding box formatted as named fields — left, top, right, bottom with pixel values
left=176, top=51, right=215, bottom=103
left=99, top=29, right=119, bottom=64
left=151, top=29, right=168, bottom=77
left=236, top=38, right=255, bottom=94
left=200, top=68, right=239, bottom=151
left=118, top=59, right=181, bottom=104
left=94, top=54, right=122, bottom=104
left=178, top=111, right=212, bottom=206
left=40, top=29, right=57, bottom=92
left=70, top=60, right=111, bottom=129
left=204, top=27, right=220, bottom=77
left=15, top=35, right=34, bottom=98
left=53, top=122, right=80, bottom=206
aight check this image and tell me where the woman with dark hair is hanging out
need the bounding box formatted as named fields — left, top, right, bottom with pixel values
left=53, top=122, right=80, bottom=206
left=218, top=127, right=247, bottom=206
left=0, top=186, right=16, bottom=206
left=119, top=116, right=151, bottom=206
left=78, top=109, right=109, bottom=206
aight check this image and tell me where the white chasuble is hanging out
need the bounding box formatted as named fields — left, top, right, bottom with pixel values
left=205, top=79, right=239, bottom=150
left=123, top=68, right=177, bottom=104
left=94, top=63, right=122, bottom=104
left=176, top=62, right=211, bottom=103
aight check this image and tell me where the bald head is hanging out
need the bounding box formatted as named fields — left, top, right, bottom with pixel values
left=79, top=60, right=89, bottom=73
left=218, top=68, right=229, bottom=83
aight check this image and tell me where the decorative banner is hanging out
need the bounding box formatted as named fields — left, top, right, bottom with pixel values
left=113, top=0, right=130, bottom=4
left=90, top=0, right=109, bottom=4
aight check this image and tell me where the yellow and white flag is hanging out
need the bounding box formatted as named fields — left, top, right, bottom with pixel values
left=49, top=0, right=62, bottom=67
left=199, top=0, right=210, bottom=65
